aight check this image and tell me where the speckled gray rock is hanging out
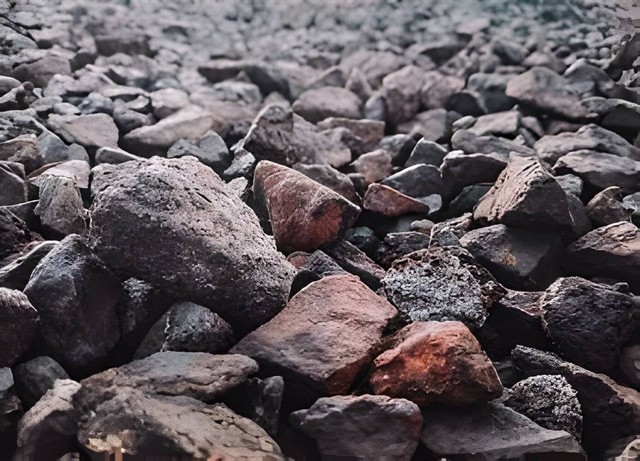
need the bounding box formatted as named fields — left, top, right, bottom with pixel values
left=34, top=176, right=87, bottom=238
left=381, top=247, right=506, bottom=330
left=13, top=356, right=69, bottom=409
left=291, top=395, right=423, bottom=461
left=504, top=375, right=582, bottom=440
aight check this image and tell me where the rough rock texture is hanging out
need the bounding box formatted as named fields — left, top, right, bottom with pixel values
left=586, top=186, right=635, bottom=227
left=0, top=209, right=41, bottom=263
left=0, top=288, right=38, bottom=368
left=363, top=183, right=431, bottom=217
left=23, top=235, right=122, bottom=375
left=13, top=356, right=69, bottom=409
left=0, top=241, right=57, bottom=290
left=421, top=402, right=585, bottom=459
left=292, top=86, right=362, bottom=123
left=381, top=247, right=505, bottom=330
left=232, top=275, right=397, bottom=407
left=89, top=156, right=295, bottom=335
left=460, top=224, right=562, bottom=290
left=370, top=321, right=503, bottom=406
left=290, top=395, right=422, bottom=460
left=504, top=375, right=582, bottom=440
left=34, top=175, right=87, bottom=238
left=474, top=154, right=591, bottom=236
left=224, top=376, right=285, bottom=437
left=564, top=222, right=640, bottom=293
left=512, top=346, right=640, bottom=453
left=253, top=160, right=360, bottom=253
left=541, top=277, right=635, bottom=373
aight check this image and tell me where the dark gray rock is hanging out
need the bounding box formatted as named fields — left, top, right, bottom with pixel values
left=0, top=241, right=57, bottom=290
left=293, top=163, right=360, bottom=205
left=0, top=161, right=27, bottom=206
left=95, top=146, right=142, bottom=165
left=0, top=135, right=43, bottom=174
left=0, top=367, right=22, bottom=440
left=291, top=395, right=422, bottom=461
left=12, top=356, right=69, bottom=409
left=198, top=59, right=290, bottom=97
left=504, top=375, right=582, bottom=440
left=89, top=156, right=294, bottom=336
left=440, top=151, right=507, bottom=199
left=381, top=164, right=443, bottom=199
left=0, top=288, right=38, bottom=368
left=405, top=139, right=448, bottom=167
left=460, top=224, right=562, bottom=290
left=224, top=376, right=284, bottom=437
left=0, top=209, right=41, bottom=263
left=167, top=132, right=231, bottom=172
left=541, top=277, right=635, bottom=373
left=586, top=186, right=635, bottom=227
left=382, top=65, right=424, bottom=127
left=292, top=86, right=362, bottom=123
left=451, top=129, right=535, bottom=158
left=23, top=235, right=122, bottom=375
left=467, top=72, right=515, bottom=113
left=382, top=247, right=506, bottom=330
left=323, top=240, right=385, bottom=290
left=33, top=176, right=86, bottom=239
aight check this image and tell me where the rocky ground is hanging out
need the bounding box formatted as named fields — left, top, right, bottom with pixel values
left=0, top=0, right=640, bottom=459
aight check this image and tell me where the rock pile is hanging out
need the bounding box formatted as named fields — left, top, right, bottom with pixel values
left=0, top=0, right=639, bottom=459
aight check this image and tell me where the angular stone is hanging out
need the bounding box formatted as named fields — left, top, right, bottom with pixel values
left=29, top=159, right=90, bottom=189
left=421, top=75, right=465, bottom=110
left=232, top=275, right=397, bottom=407
left=292, top=86, right=362, bottom=123
left=316, top=118, right=385, bottom=153
left=23, top=235, right=122, bottom=375
left=553, top=150, right=640, bottom=195
left=382, top=65, right=424, bottom=126
left=377, top=232, right=431, bottom=268
left=405, top=139, right=448, bottom=167
left=15, top=379, right=80, bottom=461
left=421, top=402, right=585, bottom=460
left=293, top=163, right=360, bottom=204
left=451, top=129, right=535, bottom=158
left=198, top=58, right=290, bottom=97
left=0, top=367, right=21, bottom=439
left=0, top=135, right=43, bottom=174
left=370, top=321, right=502, bottom=406
left=34, top=176, right=87, bottom=238
left=381, top=247, right=505, bottom=330
left=0, top=162, right=27, bottom=206
left=541, top=277, right=635, bottom=373
left=0, top=209, right=41, bottom=264
left=381, top=164, right=443, bottom=198
left=239, top=104, right=351, bottom=168
left=474, top=154, right=591, bottom=236
left=78, top=389, right=283, bottom=459
left=468, top=110, right=521, bottom=137
left=47, top=113, right=119, bottom=149
left=351, top=149, right=393, bottom=184
left=95, top=146, right=141, bottom=165
left=89, top=156, right=294, bottom=335
left=291, top=395, right=422, bottom=460
left=0, top=288, right=37, bottom=367
left=134, top=301, right=235, bottom=359
left=440, top=151, right=507, bottom=199
left=149, top=88, right=190, bottom=119
left=224, top=376, right=284, bottom=437
left=506, top=67, right=590, bottom=119
left=504, top=375, right=582, bottom=440
left=460, top=224, right=562, bottom=290
left=564, top=222, right=640, bottom=292
left=288, top=250, right=347, bottom=296
left=253, top=161, right=360, bottom=254
left=168, top=131, right=231, bottom=172
left=512, top=346, right=640, bottom=453
left=363, top=184, right=430, bottom=217
left=323, top=240, right=385, bottom=290
left=587, top=186, right=635, bottom=227
left=13, top=356, right=69, bottom=409
left=0, top=241, right=56, bottom=290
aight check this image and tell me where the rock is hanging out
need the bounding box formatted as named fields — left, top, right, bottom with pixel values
left=15, top=379, right=80, bottom=460
left=553, top=150, right=640, bottom=195
left=0, top=135, right=44, bottom=174
left=292, top=163, right=360, bottom=204
left=0, top=241, right=57, bottom=290
left=253, top=160, right=360, bottom=253
left=95, top=146, right=141, bottom=165
left=23, top=235, right=122, bottom=375
left=323, top=240, right=386, bottom=290
left=12, top=55, right=71, bottom=88
left=421, top=402, right=585, bottom=459
left=198, top=58, right=290, bottom=97
left=149, top=88, right=190, bottom=119
left=239, top=104, right=351, bottom=168
left=167, top=135, right=231, bottom=172
left=396, top=108, right=453, bottom=142
left=0, top=367, right=21, bottom=437
left=123, top=106, right=214, bottom=154
left=292, top=86, right=362, bottom=123
left=77, top=389, right=283, bottom=459
left=534, top=124, right=640, bottom=166
left=341, top=50, right=406, bottom=89
left=288, top=250, right=347, bottom=295
left=363, top=184, right=431, bottom=217
left=316, top=118, right=385, bottom=153
left=451, top=129, right=535, bottom=158
left=506, top=67, right=590, bottom=119
left=79, top=352, right=257, bottom=405
left=421, top=75, right=465, bottom=110
left=134, top=301, right=235, bottom=359
left=460, top=224, right=562, bottom=290
left=468, top=110, right=521, bottom=137
left=405, top=139, right=448, bottom=167
left=351, top=149, right=393, bottom=184
left=89, top=156, right=294, bottom=335
left=13, top=356, right=69, bottom=409
left=564, top=222, right=640, bottom=293
left=381, top=164, right=443, bottom=199
left=29, top=159, right=90, bottom=189
left=291, top=395, right=422, bottom=460
left=382, top=65, right=424, bottom=126
left=370, top=321, right=502, bottom=406
left=377, top=134, right=416, bottom=166
left=474, top=154, right=591, bottom=236
left=0, top=209, right=41, bottom=263
left=512, top=346, right=640, bottom=453
left=504, top=375, right=582, bottom=440
left=556, top=174, right=584, bottom=197
left=0, top=162, right=27, bottom=206
left=33, top=176, right=87, bottom=238
left=232, top=275, right=397, bottom=407
left=377, top=232, right=431, bottom=268
left=0, top=288, right=37, bottom=367
left=381, top=247, right=505, bottom=330
left=224, top=376, right=284, bottom=437
left=541, top=277, right=635, bottom=373
left=440, top=151, right=507, bottom=199
left=447, top=184, right=492, bottom=216
left=47, top=113, right=119, bottom=149
left=587, top=186, right=635, bottom=227
left=466, top=72, right=515, bottom=113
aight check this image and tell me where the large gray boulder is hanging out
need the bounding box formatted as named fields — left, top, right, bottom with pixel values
left=89, top=156, right=295, bottom=335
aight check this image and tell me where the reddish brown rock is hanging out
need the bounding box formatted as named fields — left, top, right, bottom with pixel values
left=253, top=161, right=361, bottom=254
left=232, top=275, right=398, bottom=408
left=363, top=184, right=430, bottom=217
left=369, top=321, right=503, bottom=406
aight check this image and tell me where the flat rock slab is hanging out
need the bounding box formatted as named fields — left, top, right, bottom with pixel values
left=232, top=275, right=397, bottom=406
left=89, top=156, right=294, bottom=335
